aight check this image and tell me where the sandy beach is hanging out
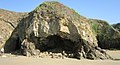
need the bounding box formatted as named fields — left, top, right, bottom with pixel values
left=0, top=50, right=120, bottom=65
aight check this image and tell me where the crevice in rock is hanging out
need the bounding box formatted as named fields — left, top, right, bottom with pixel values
left=0, top=18, right=15, bottom=28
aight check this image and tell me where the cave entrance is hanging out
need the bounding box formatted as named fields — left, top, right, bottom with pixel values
left=39, top=35, right=76, bottom=53
left=4, top=35, right=21, bottom=53
left=14, top=37, right=21, bottom=51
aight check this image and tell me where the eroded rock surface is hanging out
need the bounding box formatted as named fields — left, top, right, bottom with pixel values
left=90, top=19, right=120, bottom=49
left=112, top=23, right=120, bottom=32
left=4, top=2, right=113, bottom=60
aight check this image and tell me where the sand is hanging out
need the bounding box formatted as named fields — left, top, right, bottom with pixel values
left=0, top=50, right=120, bottom=65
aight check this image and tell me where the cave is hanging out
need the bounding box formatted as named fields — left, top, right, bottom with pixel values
left=14, top=37, right=21, bottom=51
left=4, top=34, right=21, bottom=53
left=38, top=35, right=79, bottom=53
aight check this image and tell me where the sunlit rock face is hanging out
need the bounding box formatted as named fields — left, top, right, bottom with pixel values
left=4, top=1, right=112, bottom=60
left=0, top=9, right=27, bottom=49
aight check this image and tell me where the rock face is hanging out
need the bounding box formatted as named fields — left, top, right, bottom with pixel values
left=0, top=9, right=27, bottom=49
left=90, top=19, right=120, bottom=49
left=112, top=23, right=120, bottom=32
left=4, top=2, right=112, bottom=59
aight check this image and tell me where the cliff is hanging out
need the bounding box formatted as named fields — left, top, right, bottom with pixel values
left=0, top=9, right=27, bottom=49
left=90, top=19, right=120, bottom=49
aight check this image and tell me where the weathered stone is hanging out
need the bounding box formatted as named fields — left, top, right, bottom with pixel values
left=89, top=19, right=120, bottom=49
left=4, top=1, right=113, bottom=60
left=112, top=23, right=120, bottom=32
left=0, top=9, right=27, bottom=50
